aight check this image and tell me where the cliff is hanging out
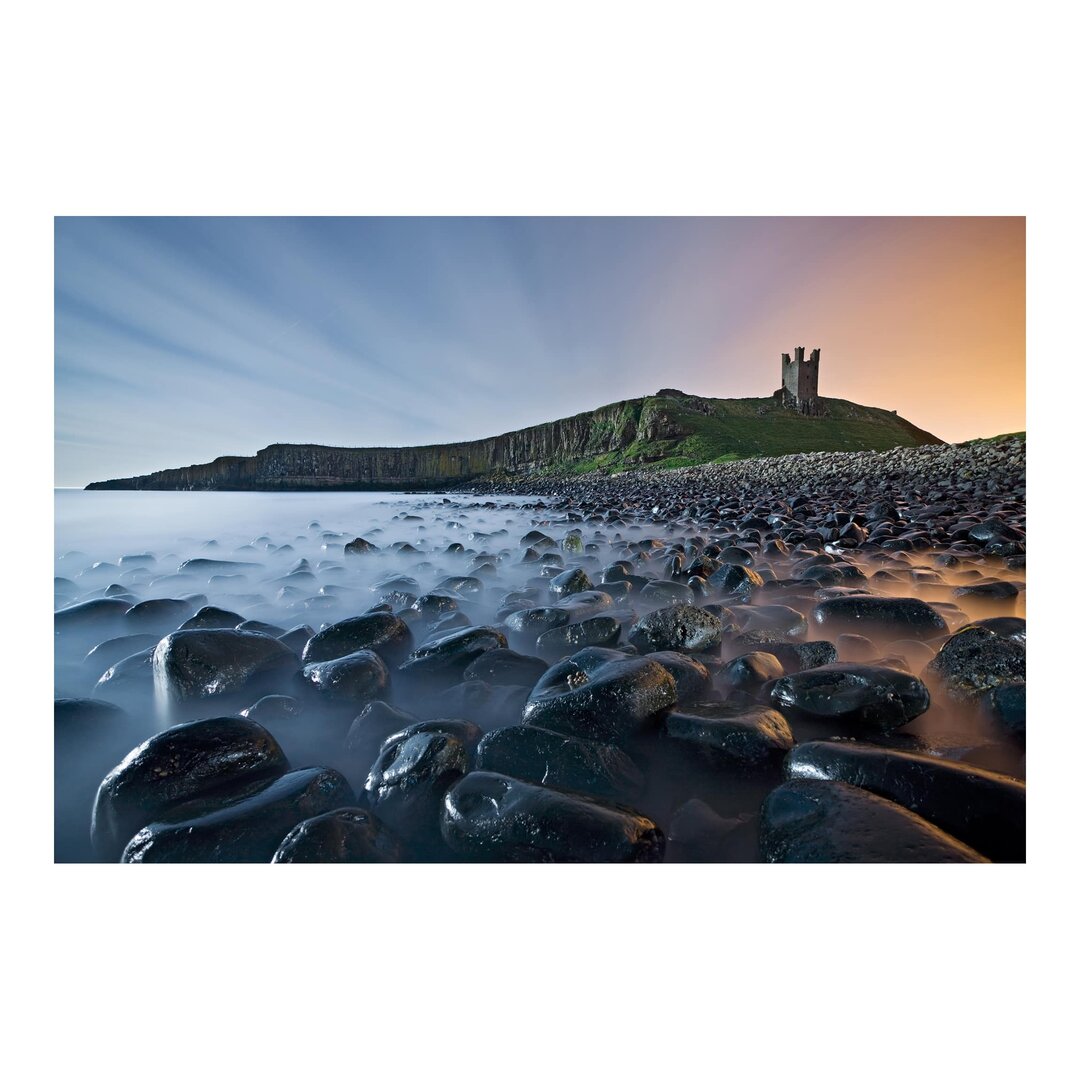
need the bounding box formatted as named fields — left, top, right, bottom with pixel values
left=85, top=391, right=943, bottom=491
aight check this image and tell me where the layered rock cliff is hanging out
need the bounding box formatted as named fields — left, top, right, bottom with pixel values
left=86, top=391, right=942, bottom=491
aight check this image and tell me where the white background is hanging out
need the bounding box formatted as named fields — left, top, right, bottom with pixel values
left=4, top=2, right=1068, bottom=1077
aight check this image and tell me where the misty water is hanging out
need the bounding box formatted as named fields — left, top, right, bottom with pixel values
left=55, top=488, right=1026, bottom=863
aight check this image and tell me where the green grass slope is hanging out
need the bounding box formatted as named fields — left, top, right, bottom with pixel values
left=550, top=392, right=942, bottom=476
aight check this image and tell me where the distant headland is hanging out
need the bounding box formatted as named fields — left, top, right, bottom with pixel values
left=86, top=348, right=943, bottom=491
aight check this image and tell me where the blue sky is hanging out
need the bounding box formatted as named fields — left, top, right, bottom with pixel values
left=54, top=217, right=1024, bottom=486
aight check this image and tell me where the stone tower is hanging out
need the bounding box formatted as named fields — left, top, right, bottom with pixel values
left=775, top=346, right=824, bottom=415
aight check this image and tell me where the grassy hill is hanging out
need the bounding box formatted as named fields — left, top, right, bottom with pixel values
left=546, top=391, right=943, bottom=476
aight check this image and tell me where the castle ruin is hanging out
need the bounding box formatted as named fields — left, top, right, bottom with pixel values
left=774, top=346, right=825, bottom=415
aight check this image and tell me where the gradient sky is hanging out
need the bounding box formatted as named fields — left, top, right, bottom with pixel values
left=54, top=217, right=1025, bottom=487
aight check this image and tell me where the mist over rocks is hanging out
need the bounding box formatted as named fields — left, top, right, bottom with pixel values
left=56, top=431, right=1025, bottom=862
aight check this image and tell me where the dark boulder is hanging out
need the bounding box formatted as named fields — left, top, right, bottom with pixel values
left=344, top=537, right=378, bottom=555
left=83, top=634, right=161, bottom=674
left=785, top=740, right=1025, bottom=862
left=720, top=651, right=785, bottom=693
left=989, top=682, right=1025, bottom=739
left=536, top=616, right=621, bottom=655
left=122, top=767, right=353, bottom=863
left=812, top=595, right=948, bottom=642
left=709, top=564, right=764, bottom=598
left=549, top=568, right=592, bottom=598
left=363, top=723, right=472, bottom=850
left=397, top=625, right=508, bottom=687
left=522, top=648, right=678, bottom=743
left=648, top=651, right=712, bottom=701
left=441, top=771, right=664, bottom=862
left=301, top=612, right=412, bottom=665
left=663, top=702, right=794, bottom=769
left=178, top=605, right=244, bottom=631
left=476, top=725, right=644, bottom=800
left=628, top=605, right=724, bottom=654
left=462, top=648, right=548, bottom=688
left=154, top=629, right=298, bottom=703
left=926, top=625, right=1026, bottom=701
left=770, top=663, right=930, bottom=732
left=272, top=806, right=402, bottom=863
left=759, top=779, right=988, bottom=862
left=301, top=649, right=389, bottom=706
left=92, top=716, right=290, bottom=859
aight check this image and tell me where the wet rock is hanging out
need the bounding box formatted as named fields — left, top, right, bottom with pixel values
left=969, top=616, right=1026, bottom=645
left=639, top=580, right=695, bottom=606
left=663, top=702, right=793, bottom=768
left=301, top=612, right=413, bottom=665
left=122, top=767, right=353, bottom=863
left=549, top=568, right=592, bottom=598
left=154, top=629, right=298, bottom=703
left=93, top=647, right=157, bottom=707
left=83, top=634, right=160, bottom=674
left=123, top=598, right=194, bottom=632
left=726, top=604, right=808, bottom=644
left=397, top=625, right=507, bottom=687
left=55, top=597, right=131, bottom=636
left=989, top=683, right=1025, bottom=738
left=344, top=537, right=378, bottom=555
left=770, top=663, right=930, bottom=732
left=785, top=740, right=1025, bottom=862
left=504, top=607, right=570, bottom=638
left=709, top=563, right=764, bottom=598
left=721, top=650, right=785, bottom=693
left=301, top=649, right=389, bottom=705
left=92, top=716, right=290, bottom=859
left=522, top=648, right=678, bottom=743
left=272, top=806, right=402, bottom=863
left=926, top=625, right=1026, bottom=701
left=241, top=694, right=303, bottom=726
left=363, top=724, right=472, bottom=851
left=441, top=771, right=664, bottom=862
left=178, top=605, right=244, bottom=631
left=812, top=595, right=948, bottom=641
left=476, top=725, right=645, bottom=800
left=954, top=580, right=1020, bottom=601
left=628, top=605, right=724, bottom=654
left=278, top=624, right=315, bottom=654
left=648, top=651, right=711, bottom=701
left=462, top=648, right=548, bottom=687
left=537, top=615, right=621, bottom=655
left=759, top=779, right=988, bottom=862
left=758, top=640, right=839, bottom=673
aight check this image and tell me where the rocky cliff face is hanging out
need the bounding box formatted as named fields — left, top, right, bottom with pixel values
left=87, top=399, right=683, bottom=490
left=85, top=393, right=941, bottom=491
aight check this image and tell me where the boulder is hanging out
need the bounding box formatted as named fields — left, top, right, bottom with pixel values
left=92, top=716, right=290, bottom=859
left=785, top=740, right=1025, bottom=861
left=759, top=779, right=988, bottom=862
left=441, top=771, right=664, bottom=862
left=122, top=767, right=354, bottom=862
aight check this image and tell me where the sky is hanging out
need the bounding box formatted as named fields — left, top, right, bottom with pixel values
left=54, top=216, right=1025, bottom=487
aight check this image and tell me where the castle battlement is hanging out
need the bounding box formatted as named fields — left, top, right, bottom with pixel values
left=775, top=346, right=824, bottom=415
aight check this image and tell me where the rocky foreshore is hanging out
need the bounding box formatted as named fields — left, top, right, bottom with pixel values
left=462, top=435, right=1026, bottom=505
left=55, top=433, right=1025, bottom=863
